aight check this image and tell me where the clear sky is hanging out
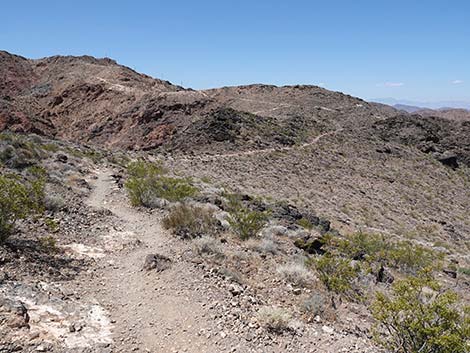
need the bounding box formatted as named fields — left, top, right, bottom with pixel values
left=2, top=0, right=469, bottom=102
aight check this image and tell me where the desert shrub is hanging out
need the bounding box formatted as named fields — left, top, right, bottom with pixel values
left=459, top=267, right=470, bottom=276
left=44, top=193, right=66, bottom=212
left=125, top=160, right=198, bottom=206
left=41, top=143, right=60, bottom=153
left=39, top=235, right=59, bottom=253
left=225, top=194, right=268, bottom=240
left=313, top=253, right=360, bottom=295
left=162, top=203, right=220, bottom=239
left=371, top=274, right=470, bottom=353
left=337, top=232, right=389, bottom=262
left=327, top=232, right=440, bottom=275
left=388, top=241, right=439, bottom=274
left=277, top=262, right=314, bottom=287
left=297, top=217, right=314, bottom=230
left=0, top=133, right=47, bottom=168
left=192, top=236, right=223, bottom=257
left=302, top=293, right=327, bottom=318
left=44, top=217, right=59, bottom=232
left=0, top=173, right=45, bottom=243
left=252, top=238, right=279, bottom=255
left=257, top=307, right=292, bottom=332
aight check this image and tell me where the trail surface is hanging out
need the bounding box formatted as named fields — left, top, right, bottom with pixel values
left=85, top=171, right=219, bottom=353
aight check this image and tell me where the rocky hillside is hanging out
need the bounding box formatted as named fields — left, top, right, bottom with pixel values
left=1, top=51, right=397, bottom=153
left=1, top=51, right=470, bottom=352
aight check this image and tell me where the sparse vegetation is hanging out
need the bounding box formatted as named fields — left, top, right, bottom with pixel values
left=247, top=237, right=278, bottom=254
left=257, top=306, right=292, bottom=332
left=44, top=193, right=66, bottom=212
left=371, top=274, right=470, bottom=353
left=277, top=262, right=314, bottom=287
left=39, top=235, right=59, bottom=253
left=192, top=236, right=224, bottom=257
left=162, top=203, right=220, bottom=239
left=297, top=217, right=314, bottom=230
left=0, top=173, right=45, bottom=243
left=312, top=253, right=360, bottom=295
left=125, top=160, right=198, bottom=206
left=388, top=240, right=440, bottom=274
left=302, top=293, right=327, bottom=318
left=225, top=194, right=268, bottom=240
left=459, top=267, right=470, bottom=276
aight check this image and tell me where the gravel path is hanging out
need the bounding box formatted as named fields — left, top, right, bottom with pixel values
left=85, top=170, right=219, bottom=353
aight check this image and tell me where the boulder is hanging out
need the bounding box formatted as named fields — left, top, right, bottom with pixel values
left=142, top=254, right=171, bottom=272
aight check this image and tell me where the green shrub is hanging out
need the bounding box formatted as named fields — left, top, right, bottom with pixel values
left=327, top=232, right=440, bottom=275
left=297, top=217, right=314, bottom=230
left=226, top=194, right=268, bottom=240
left=459, top=267, right=470, bottom=276
left=39, top=235, right=59, bottom=253
left=162, top=203, right=220, bottom=239
left=371, top=274, right=470, bottom=353
left=388, top=241, right=439, bottom=274
left=337, top=232, right=389, bottom=262
left=0, top=133, right=46, bottom=168
left=125, top=160, right=198, bottom=206
left=0, top=173, right=45, bottom=243
left=313, top=253, right=360, bottom=295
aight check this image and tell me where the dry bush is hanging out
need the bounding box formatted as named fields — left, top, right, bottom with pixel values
left=277, top=262, right=314, bottom=287
left=163, top=203, right=220, bottom=239
left=193, top=236, right=224, bottom=257
left=257, top=306, right=292, bottom=332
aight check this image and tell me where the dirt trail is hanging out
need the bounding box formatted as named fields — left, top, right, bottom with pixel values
left=85, top=171, right=219, bottom=353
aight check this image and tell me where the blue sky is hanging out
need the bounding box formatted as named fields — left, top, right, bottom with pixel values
left=2, top=0, right=469, bottom=102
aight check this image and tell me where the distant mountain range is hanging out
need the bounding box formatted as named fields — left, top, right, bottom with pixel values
left=371, top=98, right=470, bottom=111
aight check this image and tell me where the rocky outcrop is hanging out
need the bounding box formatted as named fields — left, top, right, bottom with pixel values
left=373, top=114, right=470, bottom=168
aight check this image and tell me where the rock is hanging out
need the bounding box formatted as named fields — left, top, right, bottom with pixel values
left=228, top=283, right=244, bottom=296
left=0, top=297, right=30, bottom=328
left=294, top=237, right=326, bottom=255
left=261, top=225, right=288, bottom=238
left=56, top=153, right=68, bottom=163
left=376, top=265, right=394, bottom=284
left=437, top=153, right=459, bottom=169
left=292, top=288, right=301, bottom=295
left=142, top=254, right=171, bottom=272
left=322, top=325, right=334, bottom=334
left=443, top=268, right=457, bottom=279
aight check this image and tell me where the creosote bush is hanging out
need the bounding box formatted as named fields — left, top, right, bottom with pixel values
left=0, top=171, right=45, bottom=243
left=162, top=203, right=220, bottom=239
left=312, top=253, right=360, bottom=296
left=225, top=194, right=268, bottom=240
left=125, top=160, right=198, bottom=206
left=371, top=273, right=470, bottom=353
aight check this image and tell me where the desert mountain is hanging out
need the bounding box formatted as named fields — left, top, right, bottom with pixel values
left=1, top=51, right=470, bottom=352
left=1, top=51, right=396, bottom=151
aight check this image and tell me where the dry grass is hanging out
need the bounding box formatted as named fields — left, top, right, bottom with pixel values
left=277, top=262, right=314, bottom=287
left=257, top=306, right=292, bottom=332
